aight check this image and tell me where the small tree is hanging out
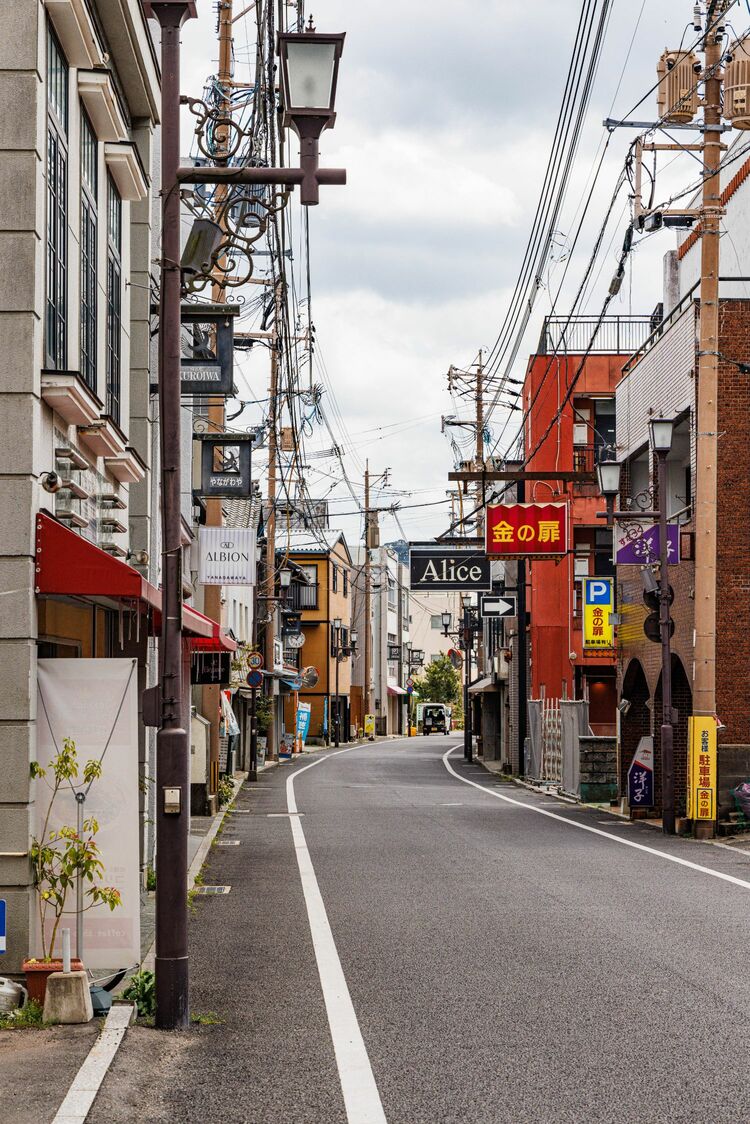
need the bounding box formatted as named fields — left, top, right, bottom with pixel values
left=413, top=655, right=461, bottom=707
left=30, top=738, right=121, bottom=961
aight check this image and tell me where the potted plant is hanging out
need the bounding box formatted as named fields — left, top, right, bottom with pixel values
left=24, top=738, right=121, bottom=1003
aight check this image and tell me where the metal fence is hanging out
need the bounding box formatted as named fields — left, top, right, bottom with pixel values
left=538, top=316, right=653, bottom=356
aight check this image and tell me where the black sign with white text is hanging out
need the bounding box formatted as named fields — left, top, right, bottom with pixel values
left=409, top=549, right=491, bottom=592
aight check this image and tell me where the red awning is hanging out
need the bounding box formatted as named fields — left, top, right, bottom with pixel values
left=35, top=512, right=235, bottom=652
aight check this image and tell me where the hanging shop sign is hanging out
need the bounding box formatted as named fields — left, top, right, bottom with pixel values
left=191, top=651, right=231, bottom=685
left=485, top=502, right=567, bottom=558
left=179, top=302, right=238, bottom=397
left=388, top=644, right=402, bottom=661
left=627, top=736, right=654, bottom=809
left=615, top=524, right=680, bottom=566
left=687, top=716, right=717, bottom=823
left=409, top=548, right=491, bottom=592
left=582, top=577, right=615, bottom=650
left=198, top=527, right=257, bottom=586
left=198, top=432, right=255, bottom=497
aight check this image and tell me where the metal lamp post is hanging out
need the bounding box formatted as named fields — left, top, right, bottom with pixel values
left=142, top=0, right=347, bottom=1030
left=649, top=416, right=676, bottom=835
left=333, top=617, right=342, bottom=748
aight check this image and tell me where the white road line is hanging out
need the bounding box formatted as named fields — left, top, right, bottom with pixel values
left=442, top=746, right=750, bottom=893
left=52, top=1005, right=135, bottom=1123
left=287, top=750, right=388, bottom=1124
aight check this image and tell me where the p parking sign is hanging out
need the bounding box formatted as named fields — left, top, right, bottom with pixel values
left=582, top=577, right=614, bottom=650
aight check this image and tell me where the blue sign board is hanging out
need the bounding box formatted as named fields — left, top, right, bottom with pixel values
left=627, top=737, right=655, bottom=809
left=0, top=899, right=6, bottom=954
left=246, top=669, right=263, bottom=689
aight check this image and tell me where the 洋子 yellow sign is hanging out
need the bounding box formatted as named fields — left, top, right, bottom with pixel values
left=687, top=716, right=717, bottom=821
left=582, top=577, right=614, bottom=650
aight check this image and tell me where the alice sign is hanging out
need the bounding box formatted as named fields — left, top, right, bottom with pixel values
left=409, top=549, right=491, bottom=592
left=199, top=527, right=257, bottom=586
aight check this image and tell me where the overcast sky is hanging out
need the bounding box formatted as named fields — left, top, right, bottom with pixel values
left=179, top=0, right=742, bottom=546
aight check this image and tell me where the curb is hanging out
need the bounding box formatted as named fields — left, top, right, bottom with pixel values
left=52, top=1004, right=136, bottom=1123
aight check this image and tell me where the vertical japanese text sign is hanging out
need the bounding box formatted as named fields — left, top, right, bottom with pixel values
left=485, top=503, right=568, bottom=558
left=687, top=716, right=717, bottom=822
left=582, top=577, right=615, bottom=650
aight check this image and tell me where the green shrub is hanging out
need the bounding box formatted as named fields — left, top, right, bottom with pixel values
left=122, top=969, right=156, bottom=1018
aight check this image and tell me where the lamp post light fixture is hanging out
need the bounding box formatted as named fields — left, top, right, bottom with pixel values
left=649, top=415, right=676, bottom=836
left=596, top=454, right=621, bottom=528
left=279, top=567, right=292, bottom=594
left=441, top=610, right=452, bottom=637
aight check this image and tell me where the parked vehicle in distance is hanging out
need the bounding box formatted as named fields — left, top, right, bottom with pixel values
left=422, top=703, right=451, bottom=735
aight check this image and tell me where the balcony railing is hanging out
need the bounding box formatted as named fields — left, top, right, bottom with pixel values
left=289, top=582, right=318, bottom=610
left=572, top=444, right=595, bottom=474
left=538, top=316, right=652, bottom=356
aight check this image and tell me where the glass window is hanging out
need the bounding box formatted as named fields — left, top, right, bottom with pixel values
left=80, top=110, right=97, bottom=390
left=430, top=615, right=443, bottom=629
left=343, top=569, right=348, bottom=597
left=106, top=175, right=122, bottom=422
left=46, top=25, right=68, bottom=370
left=332, top=563, right=338, bottom=592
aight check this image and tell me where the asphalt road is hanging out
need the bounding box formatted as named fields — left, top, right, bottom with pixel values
left=88, top=737, right=750, bottom=1123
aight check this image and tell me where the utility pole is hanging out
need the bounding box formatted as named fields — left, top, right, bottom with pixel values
left=364, top=462, right=373, bottom=721
left=202, top=0, right=233, bottom=809
left=693, top=0, right=727, bottom=717
left=263, top=280, right=283, bottom=759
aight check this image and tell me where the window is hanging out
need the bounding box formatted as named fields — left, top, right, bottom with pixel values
left=332, top=564, right=338, bottom=593
left=46, top=25, right=68, bottom=369
left=80, top=110, right=97, bottom=390
left=343, top=569, right=348, bottom=597
left=430, top=615, right=444, bottom=629
left=106, top=175, right=122, bottom=421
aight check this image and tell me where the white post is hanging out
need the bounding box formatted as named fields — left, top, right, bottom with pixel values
left=62, top=928, right=71, bottom=974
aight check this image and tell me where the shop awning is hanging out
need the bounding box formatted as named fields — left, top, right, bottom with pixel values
left=35, top=512, right=235, bottom=652
left=468, top=676, right=498, bottom=694
left=387, top=684, right=407, bottom=696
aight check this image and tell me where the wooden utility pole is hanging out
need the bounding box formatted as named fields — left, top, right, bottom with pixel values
left=263, top=279, right=283, bottom=759
left=364, top=461, right=373, bottom=719
left=202, top=0, right=234, bottom=809
left=693, top=2, right=726, bottom=716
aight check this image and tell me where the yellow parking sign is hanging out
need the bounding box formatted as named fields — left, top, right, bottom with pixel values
left=583, top=577, right=614, bottom=650
left=687, top=716, right=717, bottom=822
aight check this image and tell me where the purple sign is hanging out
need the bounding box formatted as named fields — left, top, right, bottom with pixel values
left=615, top=524, right=679, bottom=566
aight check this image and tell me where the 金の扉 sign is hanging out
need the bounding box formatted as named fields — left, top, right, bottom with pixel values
left=485, top=503, right=567, bottom=557
left=687, top=716, right=717, bottom=822
left=582, top=577, right=615, bottom=650
left=198, top=527, right=257, bottom=586
left=409, top=549, right=491, bottom=592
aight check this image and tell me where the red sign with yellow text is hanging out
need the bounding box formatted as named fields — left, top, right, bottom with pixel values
left=485, top=502, right=568, bottom=558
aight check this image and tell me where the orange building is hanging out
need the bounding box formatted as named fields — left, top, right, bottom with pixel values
left=281, top=531, right=353, bottom=744
left=522, top=316, right=651, bottom=734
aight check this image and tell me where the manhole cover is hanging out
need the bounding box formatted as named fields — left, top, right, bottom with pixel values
left=193, top=885, right=231, bottom=895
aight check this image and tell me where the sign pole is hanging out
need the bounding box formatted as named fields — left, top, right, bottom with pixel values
left=463, top=605, right=473, bottom=763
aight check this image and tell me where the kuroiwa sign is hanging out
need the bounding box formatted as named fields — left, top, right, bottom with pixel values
left=199, top=527, right=256, bottom=586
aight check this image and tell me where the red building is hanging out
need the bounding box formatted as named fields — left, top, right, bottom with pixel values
left=521, top=316, right=651, bottom=734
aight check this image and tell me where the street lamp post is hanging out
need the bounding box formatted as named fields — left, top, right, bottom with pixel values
left=404, top=644, right=424, bottom=737
left=650, top=417, right=676, bottom=836
left=333, top=617, right=342, bottom=748
left=596, top=453, right=621, bottom=529
left=142, top=0, right=347, bottom=1030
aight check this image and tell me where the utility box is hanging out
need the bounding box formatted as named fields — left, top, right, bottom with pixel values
left=657, top=50, right=699, bottom=124
left=725, top=37, right=750, bottom=129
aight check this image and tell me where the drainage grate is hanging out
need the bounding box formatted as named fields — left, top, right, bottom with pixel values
left=217, top=839, right=241, bottom=846
left=193, top=885, right=231, bottom=895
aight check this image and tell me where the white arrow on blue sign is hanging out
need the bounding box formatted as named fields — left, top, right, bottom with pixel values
left=0, top=899, right=6, bottom=954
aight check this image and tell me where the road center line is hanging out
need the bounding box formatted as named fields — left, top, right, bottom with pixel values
left=287, top=749, right=387, bottom=1124
left=442, top=746, right=750, bottom=893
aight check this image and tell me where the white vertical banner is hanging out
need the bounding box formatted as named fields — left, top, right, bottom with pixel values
left=198, top=526, right=257, bottom=586
left=35, top=659, right=140, bottom=968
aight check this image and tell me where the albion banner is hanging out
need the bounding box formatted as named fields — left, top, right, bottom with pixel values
left=485, top=502, right=567, bottom=557
left=199, top=526, right=257, bottom=586
left=409, top=548, right=491, bottom=592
